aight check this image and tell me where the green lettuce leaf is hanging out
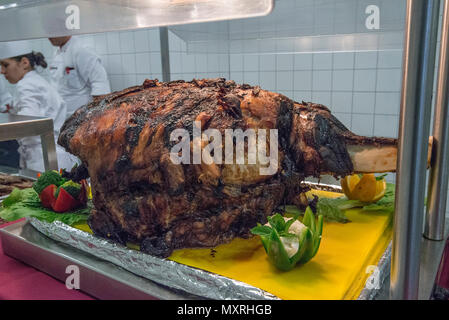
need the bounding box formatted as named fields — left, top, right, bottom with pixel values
left=315, top=197, right=360, bottom=222
left=1, top=187, right=30, bottom=207
left=0, top=188, right=90, bottom=226
left=315, top=183, right=396, bottom=222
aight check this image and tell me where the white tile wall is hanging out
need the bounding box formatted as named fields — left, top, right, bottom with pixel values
left=353, top=92, right=375, bottom=114
left=277, top=54, right=294, bottom=71
left=229, top=49, right=401, bottom=142
left=355, top=51, right=378, bottom=69
left=135, top=53, right=151, bottom=74
left=294, top=53, right=313, bottom=70
left=243, top=55, right=259, bottom=72
left=76, top=29, right=162, bottom=92
left=354, top=69, right=377, bottom=92
left=351, top=114, right=374, bottom=136
left=133, top=30, right=150, bottom=53
left=313, top=53, right=333, bottom=70
left=313, top=70, right=332, bottom=91
left=378, top=50, right=403, bottom=68
left=332, top=92, right=353, bottom=113
left=93, top=33, right=109, bottom=55
left=377, top=69, right=402, bottom=92
left=333, top=52, right=354, bottom=69
left=375, top=92, right=400, bottom=115
left=332, top=70, right=353, bottom=91
left=260, top=71, right=276, bottom=91
left=312, top=91, right=332, bottom=106
left=374, top=115, right=399, bottom=138
left=294, top=70, right=313, bottom=91
left=169, top=31, right=230, bottom=81
left=277, top=71, right=294, bottom=91
left=106, top=33, right=121, bottom=55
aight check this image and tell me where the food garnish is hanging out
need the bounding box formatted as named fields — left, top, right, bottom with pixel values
left=341, top=173, right=387, bottom=202
left=251, top=207, right=323, bottom=271
left=32, top=170, right=88, bottom=213
left=304, top=178, right=395, bottom=223
left=0, top=187, right=90, bottom=226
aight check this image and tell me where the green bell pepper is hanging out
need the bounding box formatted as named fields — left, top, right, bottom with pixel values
left=250, top=207, right=324, bottom=271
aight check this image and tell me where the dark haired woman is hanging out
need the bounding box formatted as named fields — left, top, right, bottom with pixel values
left=0, top=40, right=76, bottom=172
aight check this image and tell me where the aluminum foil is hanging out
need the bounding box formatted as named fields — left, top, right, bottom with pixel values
left=357, top=242, right=392, bottom=300
left=28, top=217, right=279, bottom=300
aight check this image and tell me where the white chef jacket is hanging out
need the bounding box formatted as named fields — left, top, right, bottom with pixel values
left=0, top=77, right=12, bottom=112
left=49, top=37, right=111, bottom=119
left=10, top=70, right=76, bottom=172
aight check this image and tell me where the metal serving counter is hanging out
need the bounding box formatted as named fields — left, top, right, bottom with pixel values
left=0, top=114, right=58, bottom=171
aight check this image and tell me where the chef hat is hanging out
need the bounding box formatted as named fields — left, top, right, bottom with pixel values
left=0, top=40, right=33, bottom=60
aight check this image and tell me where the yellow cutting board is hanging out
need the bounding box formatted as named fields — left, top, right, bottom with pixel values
left=73, top=189, right=393, bottom=300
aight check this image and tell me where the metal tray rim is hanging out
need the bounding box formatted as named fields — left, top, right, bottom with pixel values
left=28, top=217, right=280, bottom=300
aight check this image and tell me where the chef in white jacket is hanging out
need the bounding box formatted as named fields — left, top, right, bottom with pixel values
left=0, top=40, right=75, bottom=172
left=0, top=77, right=16, bottom=168
left=48, top=36, right=111, bottom=119
left=0, top=76, right=12, bottom=112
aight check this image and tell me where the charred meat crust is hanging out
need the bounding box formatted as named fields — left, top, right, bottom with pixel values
left=87, top=174, right=294, bottom=258
left=60, top=78, right=397, bottom=257
left=61, top=163, right=90, bottom=182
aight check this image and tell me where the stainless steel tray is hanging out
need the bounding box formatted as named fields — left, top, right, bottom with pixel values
left=0, top=219, right=202, bottom=300
left=28, top=217, right=279, bottom=300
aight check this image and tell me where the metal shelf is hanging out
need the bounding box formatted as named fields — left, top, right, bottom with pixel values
left=0, top=0, right=273, bottom=42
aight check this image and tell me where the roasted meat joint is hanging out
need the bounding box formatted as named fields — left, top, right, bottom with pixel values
left=58, top=78, right=397, bottom=257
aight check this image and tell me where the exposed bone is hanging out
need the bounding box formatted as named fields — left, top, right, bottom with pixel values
left=348, top=136, right=433, bottom=173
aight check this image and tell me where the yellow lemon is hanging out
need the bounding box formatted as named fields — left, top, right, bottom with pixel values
left=353, top=174, right=377, bottom=202
left=341, top=174, right=361, bottom=200
left=340, top=173, right=387, bottom=203
left=372, top=178, right=387, bottom=202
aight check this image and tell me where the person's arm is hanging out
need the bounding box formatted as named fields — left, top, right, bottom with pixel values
left=74, top=48, right=111, bottom=96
